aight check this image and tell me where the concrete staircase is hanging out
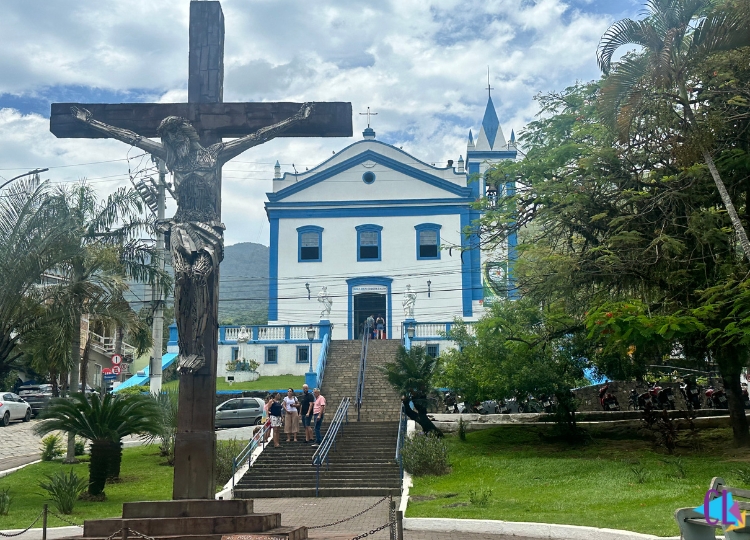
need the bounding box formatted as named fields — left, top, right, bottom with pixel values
left=359, top=339, right=403, bottom=422
left=74, top=499, right=306, bottom=540
left=234, top=422, right=401, bottom=498
left=319, top=339, right=362, bottom=410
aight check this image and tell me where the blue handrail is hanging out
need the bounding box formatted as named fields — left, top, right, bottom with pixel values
left=395, top=403, right=407, bottom=482
left=315, top=332, right=331, bottom=389
left=231, top=419, right=271, bottom=495
left=311, top=397, right=350, bottom=497
left=355, top=327, right=370, bottom=421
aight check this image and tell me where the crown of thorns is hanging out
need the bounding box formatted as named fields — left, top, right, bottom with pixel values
left=157, top=116, right=200, bottom=142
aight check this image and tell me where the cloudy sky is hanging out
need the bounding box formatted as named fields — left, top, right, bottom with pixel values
left=0, top=0, right=640, bottom=246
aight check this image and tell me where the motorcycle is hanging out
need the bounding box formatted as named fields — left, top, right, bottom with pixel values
left=652, top=385, right=676, bottom=410
left=444, top=392, right=459, bottom=414
left=679, top=379, right=702, bottom=410
left=598, top=384, right=621, bottom=411
left=474, top=400, right=500, bottom=414
left=742, top=383, right=750, bottom=410
left=705, top=386, right=729, bottom=409
left=628, top=389, right=640, bottom=410
left=517, top=396, right=542, bottom=413
left=538, top=394, right=556, bottom=413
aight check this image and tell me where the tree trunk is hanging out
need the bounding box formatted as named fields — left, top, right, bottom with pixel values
left=88, top=440, right=109, bottom=495
left=65, top=310, right=83, bottom=463
left=402, top=396, right=443, bottom=437
left=717, top=346, right=750, bottom=446
left=702, top=150, right=750, bottom=262
left=50, top=369, right=59, bottom=398
left=107, top=440, right=123, bottom=480
left=79, top=340, right=91, bottom=395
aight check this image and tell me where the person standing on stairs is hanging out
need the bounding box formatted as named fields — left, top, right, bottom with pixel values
left=269, top=393, right=283, bottom=448
left=283, top=388, right=300, bottom=442
left=312, top=387, right=326, bottom=446
left=376, top=315, right=385, bottom=339
left=299, top=384, right=315, bottom=443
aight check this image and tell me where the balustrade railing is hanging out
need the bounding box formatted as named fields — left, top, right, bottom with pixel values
left=231, top=419, right=271, bottom=494
left=355, top=326, right=370, bottom=422
left=314, top=332, right=330, bottom=389
left=395, top=403, right=408, bottom=482
left=223, top=324, right=321, bottom=342
left=311, top=397, right=350, bottom=497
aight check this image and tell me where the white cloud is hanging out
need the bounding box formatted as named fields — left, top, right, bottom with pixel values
left=0, top=0, right=632, bottom=246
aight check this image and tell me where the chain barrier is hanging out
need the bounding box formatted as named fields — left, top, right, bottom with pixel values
left=105, top=529, right=123, bottom=540
left=0, top=511, right=44, bottom=537
left=307, top=494, right=389, bottom=530
left=350, top=520, right=395, bottom=540
left=126, top=529, right=156, bottom=540
left=102, top=528, right=155, bottom=540
left=49, top=511, right=83, bottom=528
left=389, top=495, right=397, bottom=540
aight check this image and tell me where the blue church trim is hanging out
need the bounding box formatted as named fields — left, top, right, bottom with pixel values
left=268, top=149, right=472, bottom=202
left=467, top=150, right=517, bottom=160
left=268, top=218, right=279, bottom=320
left=346, top=276, right=393, bottom=340
left=460, top=209, right=473, bottom=317
left=482, top=96, right=501, bottom=149
left=414, top=223, right=442, bottom=260
left=355, top=224, right=383, bottom=262
left=265, top=197, right=474, bottom=209
left=266, top=205, right=467, bottom=220
left=506, top=180, right=519, bottom=300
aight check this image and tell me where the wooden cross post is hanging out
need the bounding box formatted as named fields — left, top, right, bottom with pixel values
left=50, top=1, right=351, bottom=500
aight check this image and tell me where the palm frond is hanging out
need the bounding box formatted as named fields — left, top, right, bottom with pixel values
left=598, top=18, right=662, bottom=74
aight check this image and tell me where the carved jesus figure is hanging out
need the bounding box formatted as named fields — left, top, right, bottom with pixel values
left=71, top=104, right=313, bottom=373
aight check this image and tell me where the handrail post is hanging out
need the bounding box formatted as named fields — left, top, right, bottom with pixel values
left=42, top=504, right=48, bottom=540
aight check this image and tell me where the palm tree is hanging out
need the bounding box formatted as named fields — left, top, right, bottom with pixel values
left=0, top=176, right=78, bottom=380
left=378, top=346, right=443, bottom=436
left=49, top=183, right=170, bottom=461
left=35, top=393, right=162, bottom=495
left=597, top=0, right=750, bottom=258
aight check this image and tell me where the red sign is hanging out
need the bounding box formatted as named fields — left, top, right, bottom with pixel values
left=112, top=365, right=122, bottom=375
left=111, top=354, right=123, bottom=365
left=102, top=368, right=112, bottom=375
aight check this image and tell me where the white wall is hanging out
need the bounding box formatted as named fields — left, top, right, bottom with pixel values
left=217, top=342, right=321, bottom=378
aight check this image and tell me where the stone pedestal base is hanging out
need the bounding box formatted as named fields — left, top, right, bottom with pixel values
left=73, top=499, right=307, bottom=540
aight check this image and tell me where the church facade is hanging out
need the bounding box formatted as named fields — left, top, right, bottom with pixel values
left=265, top=95, right=517, bottom=346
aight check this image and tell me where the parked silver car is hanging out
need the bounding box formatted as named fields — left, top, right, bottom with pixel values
left=1, top=392, right=32, bottom=426
left=215, top=397, right=264, bottom=428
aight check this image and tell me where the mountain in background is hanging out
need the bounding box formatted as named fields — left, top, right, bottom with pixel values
left=219, top=242, right=269, bottom=325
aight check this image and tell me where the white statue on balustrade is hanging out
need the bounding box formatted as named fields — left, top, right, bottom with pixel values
left=402, top=284, right=417, bottom=318
left=237, top=325, right=250, bottom=343
left=318, top=286, right=332, bottom=319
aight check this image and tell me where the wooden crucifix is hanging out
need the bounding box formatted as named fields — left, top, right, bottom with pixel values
left=50, top=1, right=351, bottom=500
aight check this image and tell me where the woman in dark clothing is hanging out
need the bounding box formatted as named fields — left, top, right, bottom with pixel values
left=375, top=315, right=385, bottom=339
left=269, top=392, right=283, bottom=448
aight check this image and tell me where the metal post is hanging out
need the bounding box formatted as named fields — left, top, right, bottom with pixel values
left=390, top=499, right=396, bottom=540
left=149, top=157, right=167, bottom=394
left=42, top=504, right=48, bottom=540
left=397, top=511, right=404, bottom=540
left=121, top=527, right=129, bottom=540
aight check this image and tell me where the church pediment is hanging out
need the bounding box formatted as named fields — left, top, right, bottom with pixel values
left=267, top=145, right=471, bottom=203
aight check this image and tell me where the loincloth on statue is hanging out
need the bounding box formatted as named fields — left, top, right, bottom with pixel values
left=168, top=221, right=226, bottom=267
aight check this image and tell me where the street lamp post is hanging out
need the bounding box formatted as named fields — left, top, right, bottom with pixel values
left=405, top=322, right=416, bottom=351
left=306, top=325, right=316, bottom=374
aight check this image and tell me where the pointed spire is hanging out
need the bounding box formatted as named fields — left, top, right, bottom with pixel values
left=481, top=96, right=501, bottom=149
left=457, top=155, right=465, bottom=173
left=510, top=129, right=516, bottom=143
left=467, top=130, right=475, bottom=148
left=274, top=160, right=281, bottom=179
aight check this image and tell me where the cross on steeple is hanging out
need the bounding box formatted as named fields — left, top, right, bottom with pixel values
left=359, top=106, right=378, bottom=127
left=486, top=66, right=494, bottom=98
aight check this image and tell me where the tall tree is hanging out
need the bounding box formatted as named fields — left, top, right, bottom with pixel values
left=597, top=0, right=750, bottom=258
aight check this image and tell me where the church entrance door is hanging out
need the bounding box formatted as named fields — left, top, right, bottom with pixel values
left=353, top=293, right=387, bottom=340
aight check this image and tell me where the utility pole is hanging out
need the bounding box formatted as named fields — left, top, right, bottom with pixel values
left=149, top=158, right=167, bottom=394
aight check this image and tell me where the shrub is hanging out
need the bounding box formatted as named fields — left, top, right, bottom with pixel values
left=401, top=432, right=449, bottom=476
left=0, top=488, right=10, bottom=515
left=74, top=438, right=86, bottom=456
left=469, top=486, right=493, bottom=506
left=457, top=417, right=467, bottom=441
left=39, top=469, right=88, bottom=514
left=116, top=386, right=146, bottom=396
left=40, top=434, right=64, bottom=461
left=215, top=439, right=245, bottom=488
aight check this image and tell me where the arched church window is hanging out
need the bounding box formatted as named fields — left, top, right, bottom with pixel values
left=356, top=224, right=383, bottom=261
left=415, top=223, right=442, bottom=260
left=297, top=225, right=323, bottom=262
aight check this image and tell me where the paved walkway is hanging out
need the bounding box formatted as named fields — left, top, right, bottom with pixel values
left=254, top=497, right=535, bottom=540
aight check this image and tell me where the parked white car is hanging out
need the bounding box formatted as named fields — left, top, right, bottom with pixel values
left=1, top=392, right=32, bottom=426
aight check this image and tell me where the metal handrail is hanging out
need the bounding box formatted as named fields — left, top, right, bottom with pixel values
left=315, top=332, right=331, bottom=389
left=231, top=419, right=271, bottom=494
left=395, top=403, right=408, bottom=482
left=311, top=397, right=350, bottom=497
left=355, top=327, right=370, bottom=421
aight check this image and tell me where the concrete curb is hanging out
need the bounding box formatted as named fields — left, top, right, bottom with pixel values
left=0, top=459, right=41, bottom=478
left=0, top=526, right=81, bottom=540
left=402, top=518, right=681, bottom=540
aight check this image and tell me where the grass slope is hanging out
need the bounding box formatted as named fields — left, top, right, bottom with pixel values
left=0, top=446, right=172, bottom=529
left=407, top=425, right=750, bottom=536
left=162, top=374, right=305, bottom=392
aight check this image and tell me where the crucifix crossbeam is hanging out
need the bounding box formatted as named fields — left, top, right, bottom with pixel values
left=49, top=0, right=351, bottom=501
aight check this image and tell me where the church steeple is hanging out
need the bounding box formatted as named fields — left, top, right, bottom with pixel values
left=474, top=95, right=506, bottom=151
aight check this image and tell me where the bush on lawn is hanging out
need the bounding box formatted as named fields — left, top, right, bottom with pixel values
left=75, top=438, right=86, bottom=456
left=39, top=469, right=88, bottom=514
left=401, top=432, right=449, bottom=476
left=215, top=439, right=245, bottom=489
left=0, top=487, right=10, bottom=515
left=40, top=434, right=64, bottom=461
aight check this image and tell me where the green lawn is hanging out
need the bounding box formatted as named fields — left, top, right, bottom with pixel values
left=407, top=425, right=750, bottom=536
left=161, top=374, right=305, bottom=393
left=0, top=445, right=172, bottom=529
